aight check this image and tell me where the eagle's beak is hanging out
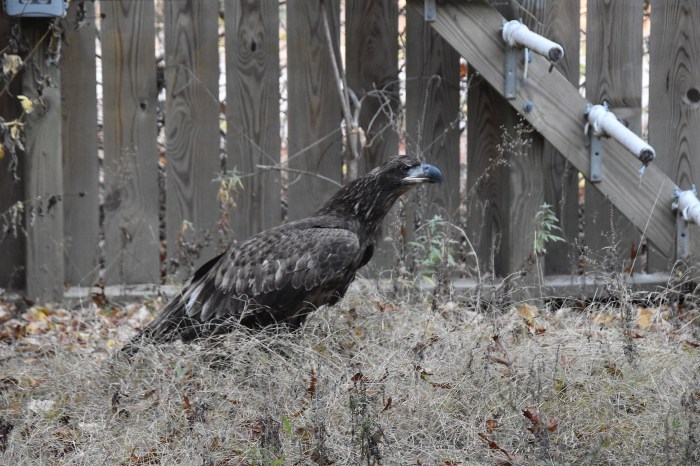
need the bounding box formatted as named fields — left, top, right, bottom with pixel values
left=404, top=163, right=443, bottom=184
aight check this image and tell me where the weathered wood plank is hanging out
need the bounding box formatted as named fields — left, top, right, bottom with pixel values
left=101, top=0, right=159, bottom=284
left=466, top=71, right=517, bottom=275
left=534, top=0, right=581, bottom=275
left=584, top=0, right=645, bottom=271
left=466, top=1, right=545, bottom=277
left=649, top=0, right=700, bottom=263
left=409, top=0, right=676, bottom=257
left=22, top=21, right=64, bottom=301
left=406, top=4, right=460, bottom=223
left=225, top=0, right=281, bottom=241
left=346, top=0, right=399, bottom=174
left=164, top=0, right=220, bottom=279
left=346, top=0, right=399, bottom=272
left=62, top=1, right=100, bottom=287
left=286, top=0, right=342, bottom=220
left=0, top=13, right=25, bottom=291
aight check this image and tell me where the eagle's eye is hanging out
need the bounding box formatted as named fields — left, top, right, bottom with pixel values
left=400, top=163, right=412, bottom=174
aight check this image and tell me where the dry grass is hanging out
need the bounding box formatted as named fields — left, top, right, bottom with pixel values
left=1, top=281, right=699, bottom=465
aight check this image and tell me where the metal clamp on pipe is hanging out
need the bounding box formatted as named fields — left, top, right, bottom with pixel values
left=672, top=186, right=700, bottom=260
left=501, top=20, right=564, bottom=99
left=584, top=103, right=655, bottom=183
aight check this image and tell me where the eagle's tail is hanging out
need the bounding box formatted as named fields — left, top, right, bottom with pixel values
left=120, top=295, right=199, bottom=357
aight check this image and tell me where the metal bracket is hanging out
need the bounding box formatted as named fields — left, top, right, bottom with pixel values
left=425, top=0, right=436, bottom=22
left=589, top=134, right=604, bottom=183
left=504, top=45, right=518, bottom=99
left=676, top=212, right=690, bottom=260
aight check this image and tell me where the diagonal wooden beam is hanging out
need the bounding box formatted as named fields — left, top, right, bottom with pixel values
left=409, top=0, right=676, bottom=258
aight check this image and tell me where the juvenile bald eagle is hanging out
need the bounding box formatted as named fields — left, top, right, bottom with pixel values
left=122, top=155, right=441, bottom=354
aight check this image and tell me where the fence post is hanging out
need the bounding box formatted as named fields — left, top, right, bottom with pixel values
left=165, top=0, right=220, bottom=280
left=584, top=0, right=645, bottom=272
left=286, top=0, right=342, bottom=220
left=534, top=0, right=581, bottom=276
left=465, top=2, right=545, bottom=280
left=0, top=13, right=25, bottom=291
left=346, top=0, right=399, bottom=272
left=101, top=0, right=159, bottom=285
left=22, top=20, right=64, bottom=301
left=225, top=0, right=281, bottom=242
left=406, top=3, right=461, bottom=227
left=62, top=1, right=99, bottom=288
left=649, top=0, right=700, bottom=265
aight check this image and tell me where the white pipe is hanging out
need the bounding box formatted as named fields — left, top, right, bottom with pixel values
left=675, top=188, right=700, bottom=226
left=586, top=104, right=655, bottom=164
left=502, top=20, right=564, bottom=62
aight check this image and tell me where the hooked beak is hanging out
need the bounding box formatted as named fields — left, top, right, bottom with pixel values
left=404, top=163, right=443, bottom=184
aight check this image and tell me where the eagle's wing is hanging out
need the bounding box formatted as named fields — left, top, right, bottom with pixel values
left=181, top=225, right=362, bottom=323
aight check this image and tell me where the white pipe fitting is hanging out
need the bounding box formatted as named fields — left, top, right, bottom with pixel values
left=586, top=104, right=655, bottom=165
left=675, top=187, right=700, bottom=226
left=502, top=20, right=564, bottom=62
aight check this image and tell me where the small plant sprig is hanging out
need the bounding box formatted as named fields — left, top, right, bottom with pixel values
left=409, top=214, right=458, bottom=284
left=533, top=202, right=565, bottom=256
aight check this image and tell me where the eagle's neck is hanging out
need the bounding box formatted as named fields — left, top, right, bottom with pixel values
left=316, top=174, right=405, bottom=241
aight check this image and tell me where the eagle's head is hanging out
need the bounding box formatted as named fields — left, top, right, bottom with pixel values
left=318, top=155, right=442, bottom=230
left=373, top=154, right=443, bottom=192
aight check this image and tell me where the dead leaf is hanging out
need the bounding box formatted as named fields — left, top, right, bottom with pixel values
left=637, top=307, right=653, bottom=329
left=477, top=432, right=514, bottom=461
left=485, top=419, right=498, bottom=434
left=307, top=369, right=317, bottom=399
left=381, top=397, right=392, bottom=412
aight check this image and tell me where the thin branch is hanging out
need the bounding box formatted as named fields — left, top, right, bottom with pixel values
left=256, top=164, right=343, bottom=188
left=319, top=0, right=360, bottom=169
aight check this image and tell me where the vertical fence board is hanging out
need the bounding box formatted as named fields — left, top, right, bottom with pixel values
left=165, top=0, right=220, bottom=279
left=465, top=2, right=544, bottom=277
left=62, top=1, right=99, bottom=287
left=649, top=1, right=700, bottom=263
left=225, top=0, right=281, bottom=241
left=0, top=14, right=25, bottom=291
left=101, top=0, right=159, bottom=284
left=534, top=0, right=581, bottom=276
left=346, top=0, right=399, bottom=173
left=22, top=21, right=64, bottom=301
left=584, top=0, right=644, bottom=271
left=465, top=72, right=513, bottom=275
left=406, top=5, right=460, bottom=224
left=346, top=0, right=398, bottom=272
left=286, top=0, right=342, bottom=219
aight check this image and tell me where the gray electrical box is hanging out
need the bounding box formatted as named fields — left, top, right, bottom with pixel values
left=3, top=0, right=67, bottom=17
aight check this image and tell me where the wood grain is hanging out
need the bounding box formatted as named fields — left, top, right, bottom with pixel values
left=286, top=0, right=343, bottom=220
left=346, top=0, right=399, bottom=272
left=584, top=0, right=646, bottom=271
left=410, top=0, right=676, bottom=257
left=225, top=0, right=281, bottom=241
left=649, top=0, right=700, bottom=263
left=165, top=0, right=220, bottom=280
left=22, top=21, right=64, bottom=301
left=534, top=0, right=581, bottom=275
left=406, top=5, right=461, bottom=223
left=466, top=1, right=545, bottom=277
left=101, top=0, right=159, bottom=284
left=62, top=1, right=100, bottom=287
left=0, top=13, right=25, bottom=290
left=346, top=0, right=399, bottom=173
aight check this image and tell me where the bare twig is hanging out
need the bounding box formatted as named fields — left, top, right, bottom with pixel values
left=256, top=164, right=343, bottom=188
left=319, top=0, right=361, bottom=178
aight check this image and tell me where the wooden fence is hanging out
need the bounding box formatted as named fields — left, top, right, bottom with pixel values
left=1, top=0, right=698, bottom=301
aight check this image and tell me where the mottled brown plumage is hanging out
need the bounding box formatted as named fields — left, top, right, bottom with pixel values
left=122, top=155, right=441, bottom=354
